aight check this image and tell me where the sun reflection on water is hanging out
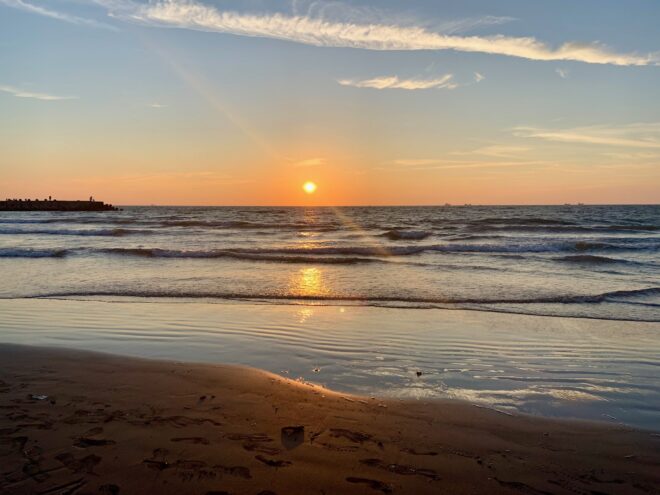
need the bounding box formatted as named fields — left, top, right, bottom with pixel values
left=294, top=267, right=329, bottom=297
left=297, top=307, right=314, bottom=323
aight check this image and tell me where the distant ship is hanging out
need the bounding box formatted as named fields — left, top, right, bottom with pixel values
left=0, top=197, right=119, bottom=211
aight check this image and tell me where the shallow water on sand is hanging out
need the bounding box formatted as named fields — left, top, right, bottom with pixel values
left=1, top=299, right=658, bottom=430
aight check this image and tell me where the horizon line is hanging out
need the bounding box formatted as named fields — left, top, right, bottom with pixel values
left=106, top=202, right=660, bottom=207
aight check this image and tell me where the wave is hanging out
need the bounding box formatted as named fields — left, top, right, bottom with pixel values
left=22, top=287, right=660, bottom=306
left=0, top=248, right=67, bottom=258
left=468, top=225, right=659, bottom=234
left=102, top=246, right=427, bottom=257
left=1, top=239, right=655, bottom=262
left=603, top=287, right=660, bottom=300
left=468, top=217, right=576, bottom=226
left=555, top=255, right=622, bottom=264
left=606, top=225, right=659, bottom=231
left=381, top=230, right=431, bottom=240
left=431, top=241, right=656, bottom=254
left=160, top=220, right=339, bottom=231
left=446, top=234, right=504, bottom=241
left=0, top=227, right=149, bottom=237
left=0, top=217, right=139, bottom=225
left=551, top=255, right=657, bottom=266
left=100, top=248, right=383, bottom=264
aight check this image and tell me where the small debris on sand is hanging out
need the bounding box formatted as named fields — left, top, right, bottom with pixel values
left=281, top=425, right=305, bottom=449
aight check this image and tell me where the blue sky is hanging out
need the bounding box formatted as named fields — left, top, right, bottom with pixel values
left=1, top=0, right=659, bottom=205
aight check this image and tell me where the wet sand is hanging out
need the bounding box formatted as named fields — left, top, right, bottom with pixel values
left=0, top=344, right=658, bottom=495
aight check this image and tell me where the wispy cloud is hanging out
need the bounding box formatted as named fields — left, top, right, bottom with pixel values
left=105, top=0, right=658, bottom=66
left=556, top=68, right=569, bottom=79
left=514, top=123, right=660, bottom=149
left=387, top=158, right=545, bottom=171
left=292, top=157, right=324, bottom=167
left=391, top=158, right=446, bottom=166
left=454, top=145, right=529, bottom=158
left=0, top=0, right=117, bottom=30
left=601, top=151, right=660, bottom=160
left=291, top=1, right=515, bottom=36
left=433, top=15, right=517, bottom=35
left=0, top=84, right=78, bottom=101
left=338, top=74, right=455, bottom=90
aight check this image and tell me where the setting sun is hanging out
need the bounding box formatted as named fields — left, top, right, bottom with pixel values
left=302, top=181, right=317, bottom=194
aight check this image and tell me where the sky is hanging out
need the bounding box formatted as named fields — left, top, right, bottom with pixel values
left=1, top=0, right=659, bottom=205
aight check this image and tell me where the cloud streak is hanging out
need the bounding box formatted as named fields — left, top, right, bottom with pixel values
left=514, top=123, right=660, bottom=149
left=292, top=157, right=324, bottom=167
left=387, top=158, right=546, bottom=171
left=107, top=0, right=658, bottom=66
left=338, top=74, right=455, bottom=90
left=0, top=0, right=117, bottom=29
left=0, top=85, right=78, bottom=101
left=454, top=145, right=530, bottom=158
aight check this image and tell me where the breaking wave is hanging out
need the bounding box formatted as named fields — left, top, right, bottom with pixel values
left=0, top=248, right=67, bottom=258
left=0, top=228, right=150, bottom=237
left=100, top=248, right=383, bottom=264
left=381, top=230, right=432, bottom=240
left=21, top=287, right=660, bottom=307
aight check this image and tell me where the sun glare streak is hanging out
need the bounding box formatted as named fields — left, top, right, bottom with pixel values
left=330, top=207, right=392, bottom=256
left=138, top=34, right=280, bottom=161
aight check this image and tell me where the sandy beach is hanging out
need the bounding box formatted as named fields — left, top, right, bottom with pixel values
left=1, top=344, right=658, bottom=495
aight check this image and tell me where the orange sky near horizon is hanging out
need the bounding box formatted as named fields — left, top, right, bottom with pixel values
left=3, top=160, right=659, bottom=206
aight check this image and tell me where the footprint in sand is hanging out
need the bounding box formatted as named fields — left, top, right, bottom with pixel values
left=401, top=447, right=438, bottom=456
left=0, top=435, right=27, bottom=456
left=346, top=477, right=393, bottom=493
left=329, top=428, right=373, bottom=443
left=225, top=432, right=280, bottom=455
left=242, top=441, right=281, bottom=455
left=55, top=452, right=102, bottom=474
left=74, top=437, right=116, bottom=448
left=84, top=426, right=104, bottom=436
left=99, top=483, right=120, bottom=495
left=254, top=455, right=291, bottom=468
left=360, top=458, right=442, bottom=481
left=142, top=456, right=252, bottom=480
left=170, top=436, right=210, bottom=445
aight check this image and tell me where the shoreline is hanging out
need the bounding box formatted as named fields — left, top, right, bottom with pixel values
left=1, top=344, right=658, bottom=494
left=1, top=297, right=658, bottom=430
left=7, top=294, right=660, bottom=324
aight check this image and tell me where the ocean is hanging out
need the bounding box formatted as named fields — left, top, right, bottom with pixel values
left=1, top=205, right=659, bottom=428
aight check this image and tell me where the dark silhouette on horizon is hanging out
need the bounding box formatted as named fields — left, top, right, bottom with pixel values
left=0, top=197, right=119, bottom=211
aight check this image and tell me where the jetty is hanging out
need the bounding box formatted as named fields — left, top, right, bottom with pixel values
left=0, top=197, right=119, bottom=212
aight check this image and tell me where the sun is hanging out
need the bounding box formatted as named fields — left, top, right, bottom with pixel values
left=302, top=181, right=317, bottom=194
